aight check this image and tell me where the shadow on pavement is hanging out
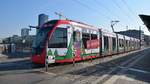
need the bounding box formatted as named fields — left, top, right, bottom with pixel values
left=0, top=59, right=45, bottom=72
left=1, top=52, right=31, bottom=59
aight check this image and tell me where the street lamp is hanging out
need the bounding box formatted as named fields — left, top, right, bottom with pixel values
left=22, top=39, right=25, bottom=53
left=111, top=20, right=120, bottom=32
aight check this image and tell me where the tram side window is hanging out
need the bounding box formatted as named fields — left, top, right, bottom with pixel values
left=125, top=40, right=128, bottom=47
left=128, top=41, right=130, bottom=47
left=119, top=39, right=121, bottom=47
left=133, top=41, right=135, bottom=47
left=73, top=31, right=77, bottom=42
left=104, top=36, right=109, bottom=50
left=73, top=31, right=76, bottom=42
left=119, top=39, right=122, bottom=48
left=82, top=33, right=90, bottom=48
left=48, top=28, right=67, bottom=48
left=130, top=41, right=132, bottom=47
left=91, top=34, right=97, bottom=40
left=134, top=41, right=136, bottom=47
left=112, top=37, right=116, bottom=50
left=122, top=39, right=124, bottom=47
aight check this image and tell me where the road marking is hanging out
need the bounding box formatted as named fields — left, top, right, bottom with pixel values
left=103, top=75, right=136, bottom=84
left=39, top=70, right=57, bottom=76
left=103, top=75, right=120, bottom=84
left=118, top=66, right=150, bottom=74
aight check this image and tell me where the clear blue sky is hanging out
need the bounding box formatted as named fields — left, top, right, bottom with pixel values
left=0, top=0, right=150, bottom=38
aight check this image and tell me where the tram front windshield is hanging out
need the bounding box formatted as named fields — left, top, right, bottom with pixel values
left=48, top=28, right=67, bottom=48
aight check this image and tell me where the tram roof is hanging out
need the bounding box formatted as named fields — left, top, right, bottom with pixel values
left=45, top=19, right=101, bottom=30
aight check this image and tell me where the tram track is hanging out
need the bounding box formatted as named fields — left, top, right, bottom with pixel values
left=72, top=49, right=146, bottom=84
left=38, top=48, right=149, bottom=84
left=90, top=48, right=149, bottom=84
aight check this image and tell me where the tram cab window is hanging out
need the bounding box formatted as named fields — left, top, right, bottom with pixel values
left=104, top=36, right=109, bottom=50
left=48, top=27, right=67, bottom=48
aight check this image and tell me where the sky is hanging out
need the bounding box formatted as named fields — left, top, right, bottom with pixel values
left=0, top=0, right=150, bottom=38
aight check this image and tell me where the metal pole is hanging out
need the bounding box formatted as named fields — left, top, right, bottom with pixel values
left=45, top=61, right=48, bottom=72
left=111, top=24, right=115, bottom=33
left=126, top=26, right=128, bottom=30
left=55, top=12, right=69, bottom=20
left=111, top=20, right=119, bottom=33
left=139, top=26, right=141, bottom=49
left=72, top=27, right=75, bottom=66
left=55, top=12, right=62, bottom=20
left=45, top=42, right=48, bottom=72
left=110, top=20, right=119, bottom=65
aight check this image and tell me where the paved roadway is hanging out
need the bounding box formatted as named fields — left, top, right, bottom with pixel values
left=0, top=48, right=150, bottom=84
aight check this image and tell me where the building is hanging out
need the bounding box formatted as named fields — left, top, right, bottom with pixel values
left=0, top=38, right=3, bottom=43
left=37, top=14, right=49, bottom=33
left=115, top=30, right=144, bottom=46
left=0, top=38, right=3, bottom=53
left=21, top=28, right=29, bottom=37
left=38, top=14, right=49, bottom=27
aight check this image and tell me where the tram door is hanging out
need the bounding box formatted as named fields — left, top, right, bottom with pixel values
left=73, top=29, right=81, bottom=59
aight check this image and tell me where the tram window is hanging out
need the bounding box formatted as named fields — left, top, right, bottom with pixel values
left=127, top=41, right=129, bottom=47
left=120, top=39, right=124, bottom=48
left=126, top=40, right=128, bottom=47
left=82, top=33, right=90, bottom=48
left=119, top=39, right=122, bottom=47
left=73, top=31, right=81, bottom=42
left=104, top=36, right=109, bottom=50
left=73, top=31, right=76, bottom=42
left=130, top=41, right=132, bottom=47
left=48, top=28, right=67, bottom=48
left=122, top=39, right=124, bottom=47
left=128, top=41, right=129, bottom=46
left=112, top=37, right=116, bottom=50
left=91, top=34, right=97, bottom=40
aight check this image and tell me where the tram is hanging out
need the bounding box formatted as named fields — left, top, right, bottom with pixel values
left=31, top=20, right=140, bottom=64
